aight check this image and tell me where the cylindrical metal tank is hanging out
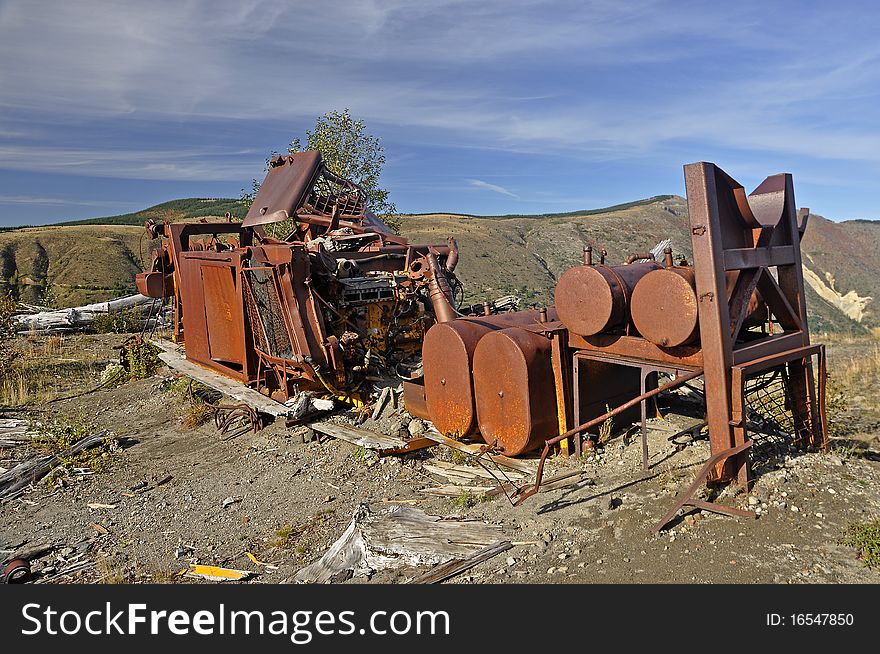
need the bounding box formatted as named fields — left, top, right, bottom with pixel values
left=630, top=266, right=700, bottom=347
left=472, top=327, right=559, bottom=456
left=631, top=267, right=766, bottom=347
left=421, top=309, right=557, bottom=438
left=554, top=261, right=662, bottom=337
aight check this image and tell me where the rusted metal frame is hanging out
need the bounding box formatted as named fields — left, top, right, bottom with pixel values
left=685, top=162, right=737, bottom=481
left=514, top=368, right=703, bottom=505
left=573, top=351, right=692, bottom=471
left=567, top=332, right=703, bottom=368
left=732, top=332, right=807, bottom=366
left=730, top=343, right=826, bottom=471
left=652, top=440, right=755, bottom=534
left=732, top=343, right=823, bottom=377
left=722, top=246, right=795, bottom=270
left=728, top=267, right=763, bottom=342
left=550, top=330, right=572, bottom=456
left=755, top=269, right=803, bottom=332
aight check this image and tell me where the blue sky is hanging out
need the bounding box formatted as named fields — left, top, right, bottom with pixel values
left=1, top=0, right=879, bottom=226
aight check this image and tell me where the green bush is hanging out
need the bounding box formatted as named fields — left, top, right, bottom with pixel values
left=92, top=307, right=143, bottom=334
left=841, top=520, right=880, bottom=568
left=122, top=338, right=161, bottom=379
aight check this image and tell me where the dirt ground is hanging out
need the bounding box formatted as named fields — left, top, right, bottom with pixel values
left=2, top=333, right=879, bottom=584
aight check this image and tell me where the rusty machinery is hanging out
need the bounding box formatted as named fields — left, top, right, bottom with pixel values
left=136, top=151, right=465, bottom=405
left=413, top=162, right=827, bottom=521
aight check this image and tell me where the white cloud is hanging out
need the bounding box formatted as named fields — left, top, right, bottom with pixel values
left=467, top=179, right=519, bottom=199
left=1, top=0, right=880, bottom=184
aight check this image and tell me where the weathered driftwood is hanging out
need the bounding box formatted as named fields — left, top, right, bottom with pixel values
left=290, top=503, right=503, bottom=584
left=309, top=421, right=410, bottom=452
left=0, top=430, right=109, bottom=498
left=407, top=540, right=512, bottom=584
left=14, top=294, right=157, bottom=333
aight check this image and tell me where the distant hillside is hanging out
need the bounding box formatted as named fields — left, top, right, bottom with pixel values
left=398, top=197, right=876, bottom=336
left=1, top=195, right=877, bottom=335
left=59, top=198, right=246, bottom=227
left=0, top=225, right=156, bottom=306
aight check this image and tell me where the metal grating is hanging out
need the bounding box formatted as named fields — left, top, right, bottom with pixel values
left=743, top=367, right=816, bottom=470
left=305, top=169, right=365, bottom=217
left=242, top=268, right=293, bottom=359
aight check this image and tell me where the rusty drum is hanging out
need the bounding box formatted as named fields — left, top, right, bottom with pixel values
left=631, top=268, right=767, bottom=347
left=472, top=327, right=558, bottom=456
left=421, top=309, right=558, bottom=438
left=554, top=261, right=661, bottom=336
left=630, top=267, right=700, bottom=347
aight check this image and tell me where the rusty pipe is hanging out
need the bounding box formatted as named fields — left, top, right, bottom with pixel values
left=514, top=368, right=704, bottom=504
left=445, top=236, right=459, bottom=272
left=426, top=251, right=457, bottom=324
left=583, top=246, right=593, bottom=266
left=624, top=252, right=656, bottom=265
left=664, top=247, right=674, bottom=268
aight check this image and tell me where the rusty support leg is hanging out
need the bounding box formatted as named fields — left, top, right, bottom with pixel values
left=653, top=440, right=755, bottom=534
left=551, top=332, right=570, bottom=456
left=817, top=345, right=829, bottom=451
left=786, top=357, right=813, bottom=449
left=685, top=163, right=737, bottom=482
left=640, top=369, right=648, bottom=471
left=730, top=366, right=752, bottom=490
left=572, top=355, right=582, bottom=456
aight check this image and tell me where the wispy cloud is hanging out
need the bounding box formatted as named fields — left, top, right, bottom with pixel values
left=1, top=1, right=880, bottom=219
left=467, top=179, right=519, bottom=199
left=0, top=194, right=132, bottom=207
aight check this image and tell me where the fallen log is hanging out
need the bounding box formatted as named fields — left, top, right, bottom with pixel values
left=0, top=430, right=110, bottom=498
left=14, top=294, right=159, bottom=333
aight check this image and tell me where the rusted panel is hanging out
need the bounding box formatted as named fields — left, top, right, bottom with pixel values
left=243, top=152, right=321, bottom=227
left=472, top=327, right=558, bottom=456
left=423, top=320, right=493, bottom=439
left=200, top=264, right=242, bottom=365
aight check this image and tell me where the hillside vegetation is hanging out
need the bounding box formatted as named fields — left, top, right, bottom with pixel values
left=1, top=195, right=877, bottom=335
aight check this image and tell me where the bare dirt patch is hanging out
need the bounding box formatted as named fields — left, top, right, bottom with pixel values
left=2, top=333, right=879, bottom=584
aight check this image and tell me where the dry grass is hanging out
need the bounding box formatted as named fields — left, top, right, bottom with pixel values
left=271, top=509, right=336, bottom=554
left=181, top=401, right=215, bottom=430
left=832, top=342, right=880, bottom=391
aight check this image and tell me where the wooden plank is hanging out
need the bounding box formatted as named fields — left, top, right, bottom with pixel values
left=378, top=437, right=436, bottom=456
left=153, top=345, right=289, bottom=417
left=424, top=462, right=525, bottom=482
left=421, top=428, right=538, bottom=474
left=407, top=540, right=512, bottom=584
left=310, top=421, right=408, bottom=451
left=420, top=485, right=495, bottom=496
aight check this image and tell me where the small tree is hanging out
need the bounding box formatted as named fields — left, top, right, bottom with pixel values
left=241, top=109, right=400, bottom=233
